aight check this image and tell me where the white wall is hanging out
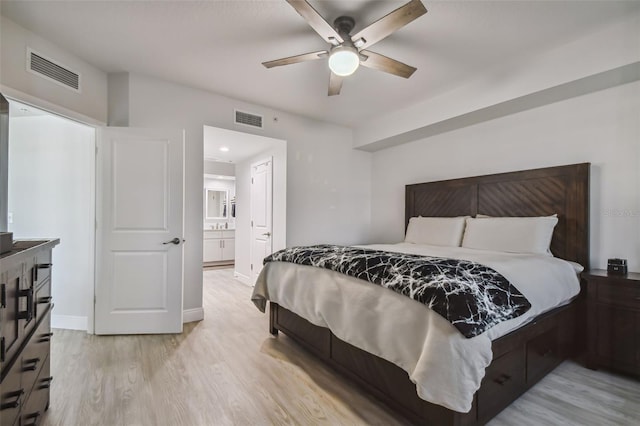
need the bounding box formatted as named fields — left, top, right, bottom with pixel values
left=235, top=143, right=287, bottom=284
left=204, top=160, right=234, bottom=176
left=125, top=73, right=371, bottom=312
left=0, top=16, right=108, bottom=124
left=370, top=81, right=640, bottom=272
left=107, top=72, right=129, bottom=126
left=8, top=113, right=95, bottom=330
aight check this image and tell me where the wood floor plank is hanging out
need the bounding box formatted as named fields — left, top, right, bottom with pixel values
left=41, top=268, right=639, bottom=426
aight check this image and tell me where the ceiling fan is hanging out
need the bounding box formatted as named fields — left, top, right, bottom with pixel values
left=262, top=0, right=428, bottom=96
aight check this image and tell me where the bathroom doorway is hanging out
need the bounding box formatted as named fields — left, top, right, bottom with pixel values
left=202, top=125, right=286, bottom=285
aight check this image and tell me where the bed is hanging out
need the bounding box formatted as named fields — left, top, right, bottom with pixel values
left=253, top=163, right=590, bottom=425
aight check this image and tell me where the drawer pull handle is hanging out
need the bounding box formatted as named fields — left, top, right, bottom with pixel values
left=33, top=263, right=52, bottom=282
left=17, top=288, right=34, bottom=321
left=38, top=332, right=54, bottom=343
left=23, top=357, right=40, bottom=371
left=37, top=296, right=53, bottom=304
left=23, top=411, right=41, bottom=426
left=39, top=376, right=53, bottom=389
left=0, top=389, right=24, bottom=410
left=494, top=374, right=511, bottom=386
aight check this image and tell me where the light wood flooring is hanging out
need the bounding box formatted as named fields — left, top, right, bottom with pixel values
left=42, top=268, right=640, bottom=426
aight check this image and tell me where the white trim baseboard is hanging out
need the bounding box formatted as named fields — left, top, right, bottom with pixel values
left=183, top=307, right=204, bottom=323
left=233, top=271, right=253, bottom=286
left=52, top=314, right=88, bottom=331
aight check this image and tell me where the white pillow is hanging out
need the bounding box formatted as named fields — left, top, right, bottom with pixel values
left=461, top=216, right=558, bottom=255
left=405, top=216, right=468, bottom=247
left=566, top=261, right=584, bottom=274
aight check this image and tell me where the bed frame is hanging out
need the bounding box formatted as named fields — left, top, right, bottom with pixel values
left=269, top=163, right=590, bottom=425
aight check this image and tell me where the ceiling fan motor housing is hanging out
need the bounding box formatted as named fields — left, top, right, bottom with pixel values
left=333, top=16, right=356, bottom=37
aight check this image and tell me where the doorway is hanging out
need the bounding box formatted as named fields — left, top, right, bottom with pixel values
left=7, top=100, right=95, bottom=331
left=202, top=125, right=286, bottom=286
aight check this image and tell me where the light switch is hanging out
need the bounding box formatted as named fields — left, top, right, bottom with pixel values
left=7, top=212, right=13, bottom=224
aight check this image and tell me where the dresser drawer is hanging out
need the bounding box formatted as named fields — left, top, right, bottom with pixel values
left=1, top=265, right=22, bottom=371
left=595, top=305, right=639, bottom=374
left=596, top=281, right=640, bottom=309
left=32, top=251, right=52, bottom=289
left=0, top=355, right=25, bottom=426
left=33, top=281, right=51, bottom=324
left=21, top=312, right=51, bottom=397
left=20, top=356, right=50, bottom=426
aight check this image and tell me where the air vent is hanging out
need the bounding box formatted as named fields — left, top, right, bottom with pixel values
left=27, top=48, right=80, bottom=92
left=234, top=110, right=263, bottom=129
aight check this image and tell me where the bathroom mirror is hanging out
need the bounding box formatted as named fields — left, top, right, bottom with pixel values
left=205, top=189, right=228, bottom=219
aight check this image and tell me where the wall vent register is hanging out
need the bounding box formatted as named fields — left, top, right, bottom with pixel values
left=234, top=110, right=263, bottom=129
left=27, top=48, right=80, bottom=92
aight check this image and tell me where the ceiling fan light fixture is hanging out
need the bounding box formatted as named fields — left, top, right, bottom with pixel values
left=328, top=46, right=360, bottom=76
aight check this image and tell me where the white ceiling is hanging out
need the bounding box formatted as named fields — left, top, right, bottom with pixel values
left=2, top=1, right=638, bottom=127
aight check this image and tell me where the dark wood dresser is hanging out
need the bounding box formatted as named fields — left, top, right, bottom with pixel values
left=584, top=269, right=640, bottom=376
left=0, top=239, right=59, bottom=426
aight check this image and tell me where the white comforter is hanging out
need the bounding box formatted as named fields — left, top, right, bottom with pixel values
left=251, top=243, right=581, bottom=413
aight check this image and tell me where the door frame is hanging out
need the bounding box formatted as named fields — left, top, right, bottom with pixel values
left=201, top=126, right=287, bottom=287
left=2, top=90, right=98, bottom=333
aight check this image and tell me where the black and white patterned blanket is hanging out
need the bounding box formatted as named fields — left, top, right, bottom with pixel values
left=264, top=245, right=531, bottom=338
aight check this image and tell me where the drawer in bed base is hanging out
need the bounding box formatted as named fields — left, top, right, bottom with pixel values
left=330, top=335, right=468, bottom=426
left=477, top=346, right=526, bottom=422
left=272, top=304, right=331, bottom=358
left=272, top=303, right=475, bottom=426
left=271, top=301, right=578, bottom=426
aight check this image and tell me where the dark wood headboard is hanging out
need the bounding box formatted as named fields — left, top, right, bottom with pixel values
left=405, top=163, right=590, bottom=267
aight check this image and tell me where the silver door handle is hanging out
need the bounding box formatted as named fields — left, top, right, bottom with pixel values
left=262, top=232, right=271, bottom=237
left=163, top=238, right=184, bottom=245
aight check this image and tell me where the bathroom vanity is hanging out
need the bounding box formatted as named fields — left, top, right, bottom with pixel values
left=203, top=230, right=235, bottom=265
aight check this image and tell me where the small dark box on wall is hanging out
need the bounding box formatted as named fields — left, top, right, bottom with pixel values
left=0, top=232, right=13, bottom=255
left=607, top=258, right=628, bottom=275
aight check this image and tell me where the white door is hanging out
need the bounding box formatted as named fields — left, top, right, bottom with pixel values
left=250, top=158, right=273, bottom=283
left=95, top=127, right=185, bottom=334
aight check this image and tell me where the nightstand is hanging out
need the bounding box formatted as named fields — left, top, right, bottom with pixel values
left=584, top=269, right=640, bottom=376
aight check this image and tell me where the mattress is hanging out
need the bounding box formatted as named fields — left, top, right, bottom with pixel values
left=251, top=243, right=581, bottom=412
